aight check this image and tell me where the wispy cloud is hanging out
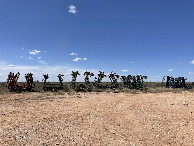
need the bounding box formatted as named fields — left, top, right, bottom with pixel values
left=38, top=60, right=47, bottom=65
left=83, top=58, right=87, bottom=61
left=190, top=60, right=194, bottom=64
left=28, top=56, right=33, bottom=60
left=121, top=70, right=128, bottom=72
left=69, top=52, right=78, bottom=56
left=168, top=69, right=174, bottom=72
left=73, top=57, right=82, bottom=62
left=189, top=72, right=194, bottom=75
left=129, top=62, right=133, bottom=64
left=68, top=5, right=77, bottom=14
left=8, top=64, right=15, bottom=67
left=29, top=49, right=41, bottom=55
left=38, top=57, right=42, bottom=60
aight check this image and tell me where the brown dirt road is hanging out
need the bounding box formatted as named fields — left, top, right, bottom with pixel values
left=0, top=92, right=193, bottom=145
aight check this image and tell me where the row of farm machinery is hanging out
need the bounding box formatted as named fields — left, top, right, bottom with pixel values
left=6, top=72, right=35, bottom=93
left=5, top=71, right=193, bottom=93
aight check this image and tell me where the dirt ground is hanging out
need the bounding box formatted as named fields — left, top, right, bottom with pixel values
left=0, top=92, right=193, bottom=146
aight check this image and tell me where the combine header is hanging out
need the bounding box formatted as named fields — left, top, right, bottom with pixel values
left=6, top=72, right=34, bottom=93
left=121, top=75, right=147, bottom=90
left=42, top=74, right=64, bottom=92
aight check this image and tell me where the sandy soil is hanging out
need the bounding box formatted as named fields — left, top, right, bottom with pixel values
left=0, top=92, right=193, bottom=146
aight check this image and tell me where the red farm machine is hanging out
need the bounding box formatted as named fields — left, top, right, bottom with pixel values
left=6, top=72, right=35, bottom=93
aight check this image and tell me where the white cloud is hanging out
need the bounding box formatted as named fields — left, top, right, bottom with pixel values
left=43, top=51, right=47, bottom=53
left=38, top=57, right=42, bottom=60
left=190, top=60, right=194, bottom=64
left=73, top=57, right=82, bottom=62
left=168, top=69, right=174, bottom=72
left=189, top=72, right=194, bottom=75
left=71, top=57, right=87, bottom=61
left=38, top=60, right=47, bottom=65
left=28, top=56, right=33, bottom=60
left=68, top=5, right=77, bottom=14
left=121, top=70, right=128, bottom=72
left=8, top=64, right=15, bottom=67
left=21, top=48, right=24, bottom=50
left=29, top=49, right=41, bottom=55
left=129, top=62, right=133, bottom=64
left=69, top=52, right=78, bottom=56
left=21, top=56, right=24, bottom=58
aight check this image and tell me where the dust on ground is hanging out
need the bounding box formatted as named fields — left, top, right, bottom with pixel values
left=0, top=92, right=193, bottom=145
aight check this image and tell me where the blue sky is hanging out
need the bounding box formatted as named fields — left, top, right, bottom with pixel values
left=0, top=0, right=194, bottom=81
